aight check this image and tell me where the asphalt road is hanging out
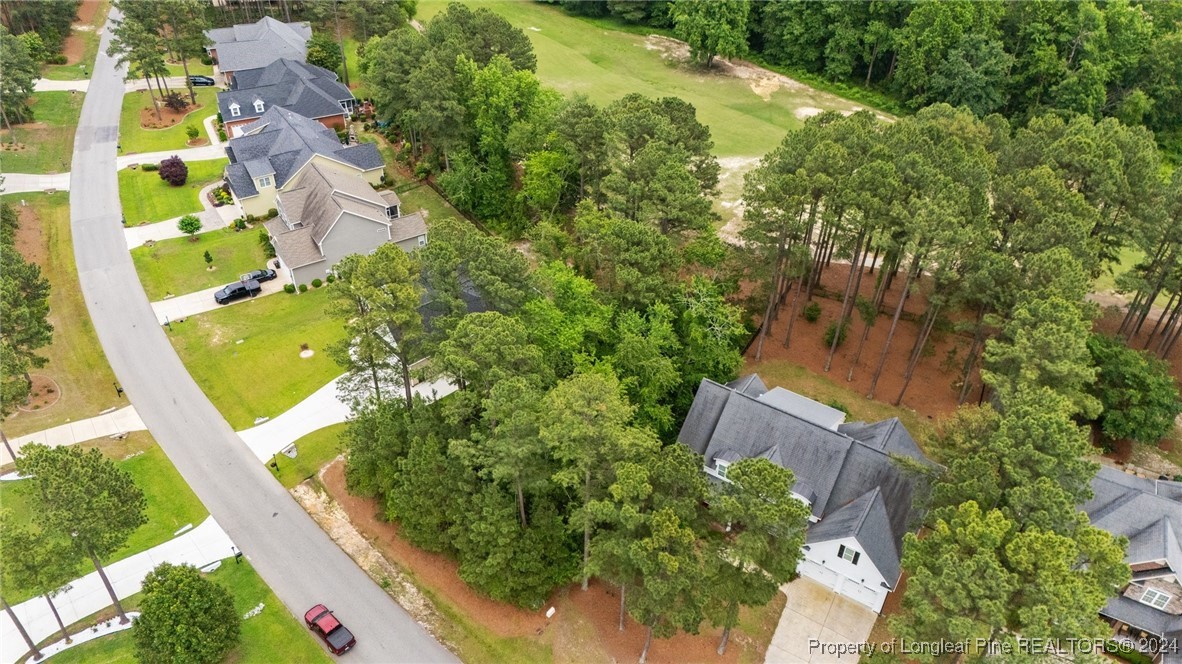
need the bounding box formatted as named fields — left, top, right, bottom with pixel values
left=68, top=11, right=456, bottom=663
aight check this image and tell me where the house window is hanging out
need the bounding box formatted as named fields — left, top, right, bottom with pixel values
left=256, top=175, right=273, bottom=188
left=386, top=204, right=399, bottom=218
left=418, top=236, right=426, bottom=247
left=837, top=545, right=861, bottom=565
left=229, top=103, right=240, bottom=117
left=1142, top=588, right=1171, bottom=609
left=254, top=99, right=265, bottom=113
left=714, top=459, right=731, bottom=479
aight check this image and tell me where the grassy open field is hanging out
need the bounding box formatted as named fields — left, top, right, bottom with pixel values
left=0, top=432, right=209, bottom=604
left=45, top=560, right=332, bottom=664
left=167, top=287, right=343, bottom=430
left=0, top=193, right=122, bottom=436
left=118, top=87, right=219, bottom=155
left=0, top=92, right=85, bottom=173
left=275, top=423, right=347, bottom=489
left=118, top=158, right=227, bottom=225
left=132, top=227, right=269, bottom=300
left=415, top=0, right=876, bottom=158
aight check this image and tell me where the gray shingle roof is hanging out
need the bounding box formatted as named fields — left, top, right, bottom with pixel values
left=390, top=210, right=427, bottom=244
left=264, top=217, right=323, bottom=269
left=1101, top=595, right=1182, bottom=638
left=806, top=487, right=900, bottom=585
left=760, top=387, right=846, bottom=430
left=726, top=374, right=768, bottom=396
left=206, top=17, right=311, bottom=73
left=223, top=107, right=382, bottom=200
left=677, top=375, right=934, bottom=586
left=219, top=59, right=353, bottom=124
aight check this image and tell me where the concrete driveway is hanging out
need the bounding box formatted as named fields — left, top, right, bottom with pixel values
left=766, top=577, right=878, bottom=663
left=150, top=272, right=291, bottom=325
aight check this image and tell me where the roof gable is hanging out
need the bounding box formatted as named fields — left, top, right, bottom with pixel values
left=806, top=487, right=901, bottom=584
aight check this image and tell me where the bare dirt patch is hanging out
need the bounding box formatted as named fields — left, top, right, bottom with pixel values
left=315, top=459, right=775, bottom=663
left=75, top=0, right=101, bottom=26
left=61, top=32, right=86, bottom=65
left=16, top=375, right=62, bottom=412
left=715, top=156, right=759, bottom=242
left=747, top=262, right=968, bottom=421
left=14, top=203, right=48, bottom=265
left=186, top=137, right=210, bottom=147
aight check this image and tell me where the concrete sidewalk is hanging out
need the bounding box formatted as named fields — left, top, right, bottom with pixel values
left=1, top=405, right=146, bottom=465
left=0, top=516, right=235, bottom=664
left=124, top=181, right=243, bottom=249
left=203, top=114, right=223, bottom=146
left=116, top=146, right=224, bottom=170
left=2, top=173, right=70, bottom=193
left=150, top=271, right=291, bottom=325
left=34, top=78, right=89, bottom=92
left=238, top=373, right=457, bottom=461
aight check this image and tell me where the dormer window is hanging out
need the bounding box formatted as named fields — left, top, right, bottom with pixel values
left=256, top=175, right=273, bottom=189
left=385, top=204, right=399, bottom=219
left=714, top=459, right=731, bottom=479
left=838, top=544, right=861, bottom=565
left=1142, top=588, right=1171, bottom=609
left=229, top=103, right=241, bottom=117
left=254, top=99, right=265, bottom=113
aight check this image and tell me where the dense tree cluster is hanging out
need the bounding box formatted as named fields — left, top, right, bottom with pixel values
left=0, top=0, right=79, bottom=54
left=0, top=26, right=39, bottom=130
left=0, top=202, right=53, bottom=418
left=361, top=4, right=720, bottom=236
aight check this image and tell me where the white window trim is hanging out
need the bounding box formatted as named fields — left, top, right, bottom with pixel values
left=1142, top=588, right=1171, bottom=609
left=256, top=175, right=273, bottom=189
left=839, top=544, right=859, bottom=564
left=254, top=99, right=265, bottom=113
left=229, top=103, right=240, bottom=117
left=714, top=459, right=731, bottom=479
left=418, top=236, right=426, bottom=247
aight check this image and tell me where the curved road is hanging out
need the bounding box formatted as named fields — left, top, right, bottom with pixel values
left=69, top=11, right=455, bottom=663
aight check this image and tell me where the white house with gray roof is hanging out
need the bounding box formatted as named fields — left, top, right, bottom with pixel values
left=205, top=16, right=311, bottom=85
left=220, top=59, right=355, bottom=138
left=264, top=161, right=427, bottom=286
left=1084, top=466, right=1182, bottom=662
left=679, top=374, right=934, bottom=612
left=223, top=107, right=383, bottom=217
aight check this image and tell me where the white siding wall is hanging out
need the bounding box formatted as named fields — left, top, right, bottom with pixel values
left=799, top=536, right=890, bottom=612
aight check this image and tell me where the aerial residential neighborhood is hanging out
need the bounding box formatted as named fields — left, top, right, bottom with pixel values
left=1, top=1, right=1180, bottom=664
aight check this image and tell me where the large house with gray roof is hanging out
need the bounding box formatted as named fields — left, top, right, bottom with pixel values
left=219, top=59, right=356, bottom=138
left=205, top=16, right=311, bottom=85
left=223, top=107, right=383, bottom=217
left=264, top=161, right=426, bottom=286
left=1084, top=466, right=1182, bottom=662
left=678, top=374, right=934, bottom=612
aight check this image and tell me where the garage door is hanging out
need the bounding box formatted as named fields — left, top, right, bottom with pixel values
left=799, top=559, right=839, bottom=590
left=841, top=580, right=887, bottom=613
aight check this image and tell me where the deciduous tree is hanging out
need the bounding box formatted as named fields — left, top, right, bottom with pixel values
left=671, top=0, right=750, bottom=67
left=133, top=563, right=240, bottom=664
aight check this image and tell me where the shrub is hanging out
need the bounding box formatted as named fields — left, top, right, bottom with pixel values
left=140, top=162, right=159, bottom=172
left=803, top=302, right=822, bottom=323
left=266, top=208, right=277, bottom=219
left=46, top=54, right=67, bottom=65
left=258, top=229, right=276, bottom=259
left=217, top=129, right=227, bottom=142
left=326, top=274, right=335, bottom=284
left=284, top=283, right=296, bottom=294
left=823, top=320, right=849, bottom=348
left=826, top=399, right=850, bottom=415
left=311, top=278, right=323, bottom=288
left=216, top=112, right=223, bottom=124
left=200, top=54, right=214, bottom=66
left=163, top=92, right=187, bottom=112
left=158, top=156, right=188, bottom=186
left=298, top=283, right=308, bottom=293
left=245, top=214, right=257, bottom=223
left=413, top=162, right=432, bottom=180
left=186, top=125, right=200, bottom=141
left=213, top=188, right=232, bottom=206
left=233, top=219, right=247, bottom=231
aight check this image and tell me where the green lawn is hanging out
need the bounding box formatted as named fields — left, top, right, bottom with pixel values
left=416, top=0, right=878, bottom=157
left=0, top=91, right=85, bottom=173
left=132, top=227, right=269, bottom=300
left=46, top=561, right=331, bottom=664
left=118, top=87, right=219, bottom=155
left=168, top=287, right=344, bottom=430
left=165, top=58, right=215, bottom=77
left=0, top=193, right=122, bottom=436
left=357, top=130, right=463, bottom=224
left=118, top=158, right=227, bottom=225
left=0, top=432, right=209, bottom=604
left=41, top=0, right=112, bottom=81
left=275, top=423, right=348, bottom=489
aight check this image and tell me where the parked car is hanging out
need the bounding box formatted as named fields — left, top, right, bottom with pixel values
left=213, top=279, right=260, bottom=305
left=240, top=268, right=277, bottom=283
left=304, top=605, right=356, bottom=655
left=189, top=75, right=216, bottom=87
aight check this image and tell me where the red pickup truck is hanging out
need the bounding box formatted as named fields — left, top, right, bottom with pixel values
left=304, top=604, right=357, bottom=655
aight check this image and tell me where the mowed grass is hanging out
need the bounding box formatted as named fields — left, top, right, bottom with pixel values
left=0, top=432, right=209, bottom=604
left=165, top=58, right=215, bottom=77
left=275, top=423, right=347, bottom=489
left=118, top=158, right=227, bottom=225
left=46, top=560, right=332, bottom=664
left=743, top=357, right=937, bottom=448
left=0, top=193, right=121, bottom=436
left=118, top=87, right=219, bottom=155
left=167, top=287, right=344, bottom=430
left=416, top=0, right=875, bottom=157
left=132, top=227, right=269, bottom=300
left=0, top=91, right=85, bottom=173
left=41, top=0, right=112, bottom=81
